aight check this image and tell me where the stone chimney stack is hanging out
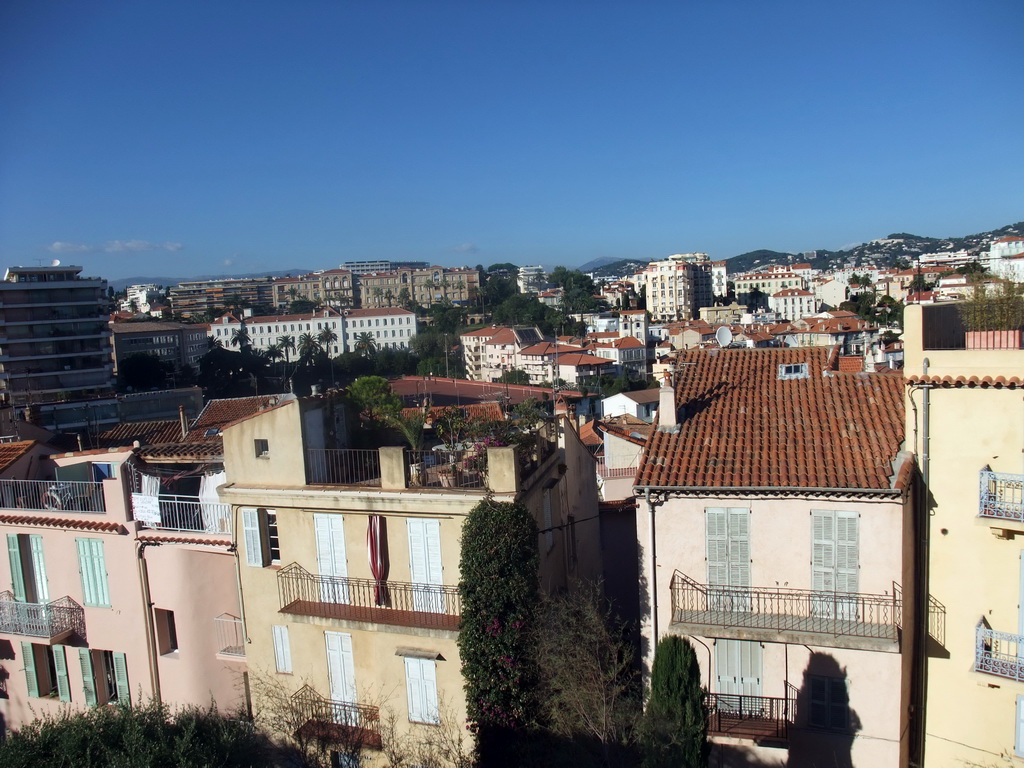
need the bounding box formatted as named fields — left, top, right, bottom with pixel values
left=657, top=371, right=678, bottom=432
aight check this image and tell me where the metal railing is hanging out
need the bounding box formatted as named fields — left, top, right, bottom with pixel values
left=0, top=478, right=106, bottom=513
left=134, top=495, right=232, bottom=533
left=291, top=684, right=381, bottom=748
left=670, top=571, right=901, bottom=641
left=214, top=614, right=245, bottom=657
left=0, top=591, right=86, bottom=640
left=278, top=563, right=460, bottom=627
left=980, top=470, right=1024, bottom=522
left=306, top=449, right=381, bottom=486
left=707, top=690, right=796, bottom=741
left=595, top=458, right=640, bottom=479
left=975, top=626, right=1024, bottom=682
left=405, top=450, right=486, bottom=489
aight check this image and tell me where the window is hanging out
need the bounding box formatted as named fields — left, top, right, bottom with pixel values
left=706, top=508, right=750, bottom=610
left=272, top=625, right=292, bottom=673
left=809, top=675, right=849, bottom=730
left=79, top=648, right=130, bottom=706
left=404, top=657, right=439, bottom=724
left=254, top=439, right=270, bottom=458
left=76, top=538, right=110, bottom=607
left=777, top=362, right=809, bottom=380
left=21, top=642, right=71, bottom=701
left=7, top=534, right=48, bottom=603
left=242, top=508, right=279, bottom=567
left=155, top=609, right=178, bottom=655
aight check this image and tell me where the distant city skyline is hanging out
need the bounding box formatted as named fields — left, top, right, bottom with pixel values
left=1, top=1, right=1021, bottom=281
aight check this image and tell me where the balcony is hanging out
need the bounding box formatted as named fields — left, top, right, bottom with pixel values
left=669, top=571, right=902, bottom=650
left=278, top=564, right=460, bottom=631
left=214, top=614, right=245, bottom=657
left=707, top=688, right=796, bottom=744
left=0, top=592, right=86, bottom=642
left=291, top=685, right=380, bottom=748
left=595, top=458, right=640, bottom=479
left=975, top=626, right=1024, bottom=682
left=0, top=478, right=106, bottom=513
left=131, top=494, right=231, bottom=534
left=306, top=449, right=382, bottom=487
left=980, top=470, right=1024, bottom=523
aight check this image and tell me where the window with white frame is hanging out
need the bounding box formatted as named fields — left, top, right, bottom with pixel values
left=242, top=508, right=280, bottom=567
left=272, top=625, right=292, bottom=673
left=404, top=656, right=439, bottom=724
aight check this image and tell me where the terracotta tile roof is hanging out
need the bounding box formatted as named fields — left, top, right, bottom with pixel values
left=618, top=388, right=662, bottom=404
left=137, top=442, right=225, bottom=462
left=389, top=376, right=583, bottom=406
left=905, top=374, right=1024, bottom=388
left=483, top=328, right=519, bottom=346
left=0, top=513, right=126, bottom=533
left=578, top=420, right=603, bottom=448
left=137, top=532, right=232, bottom=547
left=520, top=341, right=583, bottom=356
left=185, top=396, right=282, bottom=441
left=600, top=414, right=654, bottom=445
left=838, top=356, right=864, bottom=373
left=0, top=441, right=38, bottom=473
left=636, top=347, right=905, bottom=492
left=96, top=420, right=183, bottom=448
left=343, top=307, right=415, bottom=318
left=556, top=352, right=615, bottom=368
left=400, top=402, right=505, bottom=423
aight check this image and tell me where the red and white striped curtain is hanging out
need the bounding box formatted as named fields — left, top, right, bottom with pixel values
left=367, top=514, right=389, bottom=606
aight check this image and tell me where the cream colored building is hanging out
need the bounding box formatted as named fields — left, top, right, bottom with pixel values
left=218, top=393, right=601, bottom=765
left=904, top=302, right=1024, bottom=765
left=632, top=253, right=714, bottom=322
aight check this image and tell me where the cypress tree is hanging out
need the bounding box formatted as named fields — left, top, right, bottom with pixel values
left=641, top=635, right=709, bottom=768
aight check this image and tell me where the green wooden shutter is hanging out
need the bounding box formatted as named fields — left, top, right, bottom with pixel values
left=112, top=652, right=130, bottom=703
left=28, top=535, right=48, bottom=603
left=7, top=534, right=26, bottom=601
left=78, top=648, right=97, bottom=706
left=21, top=642, right=38, bottom=698
left=76, top=538, right=110, bottom=607
left=53, top=645, right=71, bottom=702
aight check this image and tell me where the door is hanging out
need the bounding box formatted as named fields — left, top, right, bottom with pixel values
left=715, top=640, right=763, bottom=714
left=706, top=508, right=751, bottom=612
left=812, top=510, right=859, bottom=621
left=408, top=519, right=443, bottom=613
left=325, top=631, right=357, bottom=725
left=315, top=514, right=349, bottom=604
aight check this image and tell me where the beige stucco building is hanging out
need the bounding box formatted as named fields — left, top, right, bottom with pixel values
left=218, top=393, right=601, bottom=764
left=904, top=302, right=1024, bottom=765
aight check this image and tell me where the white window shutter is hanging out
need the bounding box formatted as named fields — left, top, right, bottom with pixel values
left=408, top=519, right=427, bottom=585
left=727, top=508, right=750, bottom=588
left=405, top=656, right=424, bottom=722
left=424, top=520, right=442, bottom=586
left=811, top=510, right=834, bottom=592
left=242, top=508, right=264, bottom=567
left=835, top=512, right=859, bottom=594
left=272, top=625, right=292, bottom=673
left=325, top=631, right=356, bottom=706
left=1016, top=695, right=1024, bottom=757
left=705, top=508, right=728, bottom=586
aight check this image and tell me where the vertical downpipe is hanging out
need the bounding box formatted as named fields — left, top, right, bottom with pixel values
left=137, top=542, right=162, bottom=702
left=646, top=489, right=658, bottom=651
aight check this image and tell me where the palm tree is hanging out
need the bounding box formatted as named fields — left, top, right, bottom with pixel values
left=230, top=324, right=251, bottom=351
left=354, top=332, right=377, bottom=358
left=384, top=289, right=394, bottom=307
left=297, top=332, right=321, bottom=364
left=317, top=327, right=339, bottom=356
left=277, top=335, right=296, bottom=365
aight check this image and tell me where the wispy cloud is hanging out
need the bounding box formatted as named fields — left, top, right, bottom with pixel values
left=47, top=240, right=183, bottom=254
left=452, top=242, right=480, bottom=254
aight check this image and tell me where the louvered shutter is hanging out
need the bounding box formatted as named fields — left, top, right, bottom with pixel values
left=28, top=535, right=48, bottom=603
left=76, top=539, right=110, bottom=607
left=315, top=514, right=348, bottom=603
left=829, top=677, right=849, bottom=729
left=79, top=648, right=97, bottom=706
left=112, top=652, right=130, bottom=703
left=242, top=508, right=264, bottom=567
left=812, top=510, right=836, bottom=592
left=809, top=675, right=828, bottom=728
left=1017, top=695, right=1024, bottom=757
left=53, top=645, right=71, bottom=702
left=421, top=658, right=439, bottom=724
left=835, top=512, right=859, bottom=594
left=727, top=508, right=750, bottom=588
left=272, top=625, right=292, bottom=673
left=7, top=535, right=25, bottom=602
left=21, top=642, right=37, bottom=697
left=706, top=508, right=728, bottom=586
left=405, top=656, right=425, bottom=722
left=325, top=631, right=356, bottom=705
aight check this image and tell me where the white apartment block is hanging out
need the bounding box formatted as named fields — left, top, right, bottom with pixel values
left=209, top=307, right=417, bottom=356
left=633, top=253, right=713, bottom=322
left=517, top=265, right=548, bottom=294
left=769, top=288, right=818, bottom=320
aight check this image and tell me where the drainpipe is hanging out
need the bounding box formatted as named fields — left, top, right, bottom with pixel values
left=229, top=504, right=253, bottom=718
left=645, top=488, right=659, bottom=654
left=136, top=541, right=162, bottom=702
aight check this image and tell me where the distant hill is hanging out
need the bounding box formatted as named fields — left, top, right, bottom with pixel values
left=725, top=221, right=1024, bottom=274
left=585, top=258, right=648, bottom=279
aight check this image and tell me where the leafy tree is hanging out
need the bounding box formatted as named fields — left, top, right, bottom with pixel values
left=0, top=700, right=266, bottom=768
left=487, top=262, right=520, bottom=276
left=958, top=279, right=1024, bottom=331
left=459, top=497, right=539, bottom=766
left=289, top=298, right=317, bottom=314
left=640, top=636, right=708, bottom=768
left=499, top=368, right=530, bottom=386
left=346, top=375, right=401, bottom=423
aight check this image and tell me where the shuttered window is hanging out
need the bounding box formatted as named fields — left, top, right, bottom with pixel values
left=811, top=510, right=859, bottom=593
left=76, top=538, right=110, bottom=607
left=79, top=648, right=97, bottom=706
left=809, top=675, right=849, bottom=730
left=7, top=534, right=26, bottom=602
left=408, top=519, right=443, bottom=613
left=272, top=625, right=292, bottom=674
left=242, top=508, right=266, bottom=567
left=28, top=536, right=48, bottom=603
left=404, top=657, right=439, bottom=724
left=21, top=642, right=38, bottom=698
left=53, top=645, right=71, bottom=702
left=705, top=508, right=751, bottom=588
left=112, top=652, right=130, bottom=703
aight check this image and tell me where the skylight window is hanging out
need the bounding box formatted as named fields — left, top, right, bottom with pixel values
left=778, top=362, right=809, bottom=381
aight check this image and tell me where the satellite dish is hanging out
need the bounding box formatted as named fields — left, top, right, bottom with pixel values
left=715, top=326, right=734, bottom=348
left=50, top=259, right=61, bottom=267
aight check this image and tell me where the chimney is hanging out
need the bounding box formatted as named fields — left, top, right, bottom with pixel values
left=179, top=405, right=188, bottom=440
left=657, top=372, right=678, bottom=432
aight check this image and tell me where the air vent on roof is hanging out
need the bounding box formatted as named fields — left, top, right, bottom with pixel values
left=777, top=362, right=809, bottom=381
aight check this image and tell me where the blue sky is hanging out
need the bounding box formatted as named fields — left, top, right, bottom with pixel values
left=1, top=1, right=1021, bottom=281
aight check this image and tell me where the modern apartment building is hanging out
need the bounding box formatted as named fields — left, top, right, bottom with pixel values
left=632, top=253, right=713, bottom=322
left=168, top=277, right=275, bottom=319
left=0, top=265, right=114, bottom=406
left=903, top=302, right=1024, bottom=765
left=216, top=392, right=600, bottom=765
left=636, top=346, right=930, bottom=767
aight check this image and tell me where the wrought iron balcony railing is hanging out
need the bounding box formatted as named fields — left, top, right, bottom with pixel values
left=132, top=494, right=232, bottom=534
left=975, top=626, right=1024, bottom=681
left=707, top=687, right=797, bottom=742
left=278, top=563, right=460, bottom=630
left=0, top=591, right=86, bottom=641
left=670, top=571, right=901, bottom=643
left=214, top=614, right=245, bottom=657
left=0, top=478, right=106, bottom=513
left=980, top=470, right=1024, bottom=522
left=306, top=449, right=382, bottom=487
left=291, top=684, right=381, bottom=750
